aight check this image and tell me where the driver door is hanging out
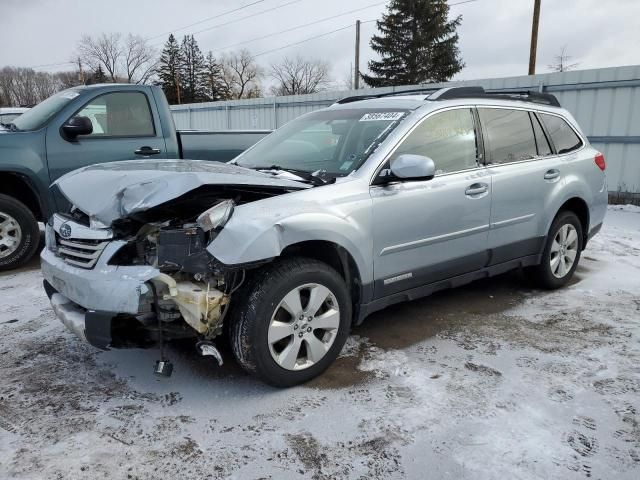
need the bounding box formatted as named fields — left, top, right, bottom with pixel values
left=370, top=107, right=491, bottom=298
left=46, top=90, right=167, bottom=183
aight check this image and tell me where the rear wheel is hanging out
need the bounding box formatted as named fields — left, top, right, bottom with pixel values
left=0, top=194, right=40, bottom=271
left=230, top=257, right=351, bottom=387
left=528, top=210, right=583, bottom=289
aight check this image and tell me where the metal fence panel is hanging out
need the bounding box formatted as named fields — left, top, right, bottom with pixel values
left=170, top=66, right=640, bottom=195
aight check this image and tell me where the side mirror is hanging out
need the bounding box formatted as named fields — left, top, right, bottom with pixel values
left=61, top=115, right=93, bottom=141
left=388, top=154, right=436, bottom=181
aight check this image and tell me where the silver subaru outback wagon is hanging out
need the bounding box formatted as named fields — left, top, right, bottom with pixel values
left=41, top=86, right=607, bottom=386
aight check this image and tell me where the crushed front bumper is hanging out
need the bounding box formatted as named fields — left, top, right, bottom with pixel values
left=41, top=242, right=160, bottom=349
left=41, top=246, right=159, bottom=314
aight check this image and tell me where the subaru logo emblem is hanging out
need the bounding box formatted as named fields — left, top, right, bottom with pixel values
left=59, top=222, right=72, bottom=239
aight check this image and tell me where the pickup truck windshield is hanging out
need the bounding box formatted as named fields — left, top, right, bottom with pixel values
left=11, top=89, right=81, bottom=131
left=235, top=108, right=409, bottom=176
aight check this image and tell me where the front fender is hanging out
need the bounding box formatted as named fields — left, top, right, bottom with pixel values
left=207, top=206, right=374, bottom=285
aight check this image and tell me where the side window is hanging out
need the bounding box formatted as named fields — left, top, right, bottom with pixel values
left=74, top=92, right=155, bottom=137
left=390, top=108, right=477, bottom=174
left=478, top=108, right=537, bottom=164
left=539, top=113, right=583, bottom=154
left=530, top=112, right=552, bottom=156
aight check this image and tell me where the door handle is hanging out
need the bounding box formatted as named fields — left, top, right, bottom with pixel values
left=135, top=146, right=161, bottom=156
left=544, top=169, right=560, bottom=180
left=465, top=183, right=488, bottom=197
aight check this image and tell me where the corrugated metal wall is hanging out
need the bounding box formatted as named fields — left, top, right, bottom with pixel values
left=171, top=65, right=640, bottom=195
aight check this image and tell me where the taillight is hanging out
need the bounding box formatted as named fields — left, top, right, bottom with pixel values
left=595, top=152, right=606, bottom=171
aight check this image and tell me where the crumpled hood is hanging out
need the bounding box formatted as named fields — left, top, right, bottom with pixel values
left=53, top=159, right=309, bottom=225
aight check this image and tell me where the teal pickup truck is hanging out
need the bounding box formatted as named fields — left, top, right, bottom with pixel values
left=0, top=84, right=269, bottom=270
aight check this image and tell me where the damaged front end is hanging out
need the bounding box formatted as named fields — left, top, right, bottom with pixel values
left=41, top=160, right=307, bottom=368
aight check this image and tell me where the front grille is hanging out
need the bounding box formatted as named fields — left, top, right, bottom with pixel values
left=56, top=235, right=109, bottom=269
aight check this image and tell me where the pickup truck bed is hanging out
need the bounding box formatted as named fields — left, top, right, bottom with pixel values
left=178, top=130, right=270, bottom=162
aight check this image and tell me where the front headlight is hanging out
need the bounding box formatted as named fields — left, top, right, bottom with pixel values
left=196, top=199, right=234, bottom=232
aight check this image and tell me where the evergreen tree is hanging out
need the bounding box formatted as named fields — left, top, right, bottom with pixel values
left=93, top=65, right=107, bottom=84
left=179, top=35, right=207, bottom=103
left=157, top=34, right=183, bottom=104
left=361, top=0, right=464, bottom=87
left=203, top=51, right=229, bottom=101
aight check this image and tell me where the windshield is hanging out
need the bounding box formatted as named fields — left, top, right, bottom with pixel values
left=235, top=108, right=409, bottom=176
left=11, top=89, right=81, bottom=131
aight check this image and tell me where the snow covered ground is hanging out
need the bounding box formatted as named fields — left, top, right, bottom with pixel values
left=1, top=205, right=639, bottom=479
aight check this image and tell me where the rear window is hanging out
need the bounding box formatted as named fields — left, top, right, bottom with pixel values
left=478, top=108, right=537, bottom=164
left=539, top=113, right=583, bottom=154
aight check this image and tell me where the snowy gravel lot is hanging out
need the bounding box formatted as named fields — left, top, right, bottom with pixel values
left=1, top=205, right=639, bottom=480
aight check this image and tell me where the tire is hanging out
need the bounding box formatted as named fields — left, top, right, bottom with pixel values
left=230, top=257, right=352, bottom=387
left=0, top=194, right=40, bottom=271
left=527, top=210, right=583, bottom=289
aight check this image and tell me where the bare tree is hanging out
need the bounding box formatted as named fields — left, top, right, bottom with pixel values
left=269, top=56, right=331, bottom=96
left=124, top=34, right=157, bottom=83
left=78, top=33, right=156, bottom=83
left=78, top=33, right=122, bottom=82
left=222, top=50, right=263, bottom=99
left=0, top=67, right=67, bottom=106
left=548, top=46, right=579, bottom=73
left=337, top=65, right=354, bottom=91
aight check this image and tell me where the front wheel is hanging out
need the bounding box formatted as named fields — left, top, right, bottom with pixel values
left=230, top=257, right=352, bottom=387
left=0, top=194, right=40, bottom=271
left=527, top=210, right=583, bottom=289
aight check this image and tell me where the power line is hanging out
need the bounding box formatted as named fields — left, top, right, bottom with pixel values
left=253, top=0, right=479, bottom=58
left=29, top=61, right=75, bottom=69
left=28, top=0, right=478, bottom=70
left=254, top=20, right=376, bottom=58
left=146, top=0, right=266, bottom=41
left=153, top=0, right=307, bottom=46
left=208, top=1, right=387, bottom=53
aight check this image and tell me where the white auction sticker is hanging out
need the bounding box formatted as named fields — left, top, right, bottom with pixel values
left=359, top=112, right=405, bottom=122
left=61, top=91, right=80, bottom=99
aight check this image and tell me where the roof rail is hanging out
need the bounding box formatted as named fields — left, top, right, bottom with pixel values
left=335, top=88, right=438, bottom=104
left=335, top=85, right=561, bottom=107
left=428, top=86, right=561, bottom=107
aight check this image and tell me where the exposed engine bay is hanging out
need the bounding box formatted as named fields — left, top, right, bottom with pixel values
left=101, top=184, right=293, bottom=345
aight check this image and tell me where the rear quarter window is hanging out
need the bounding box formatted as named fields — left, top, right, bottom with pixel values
left=539, top=113, right=583, bottom=154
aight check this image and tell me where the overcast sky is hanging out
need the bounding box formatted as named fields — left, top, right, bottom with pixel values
left=2, top=0, right=639, bottom=89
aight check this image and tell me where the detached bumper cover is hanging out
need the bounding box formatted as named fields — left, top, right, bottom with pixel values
left=43, top=282, right=114, bottom=349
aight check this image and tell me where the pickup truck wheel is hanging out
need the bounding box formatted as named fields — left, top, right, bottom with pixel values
left=527, top=211, right=583, bottom=289
left=230, top=257, right=352, bottom=387
left=0, top=194, right=40, bottom=271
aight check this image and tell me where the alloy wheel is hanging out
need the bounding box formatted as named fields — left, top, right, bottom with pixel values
left=550, top=223, right=578, bottom=278
left=268, top=283, right=340, bottom=371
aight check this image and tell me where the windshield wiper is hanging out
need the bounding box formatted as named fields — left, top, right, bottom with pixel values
left=258, top=165, right=330, bottom=186
left=5, top=122, right=20, bottom=132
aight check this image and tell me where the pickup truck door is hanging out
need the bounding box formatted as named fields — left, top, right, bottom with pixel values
left=46, top=89, right=168, bottom=185
left=370, top=107, right=491, bottom=299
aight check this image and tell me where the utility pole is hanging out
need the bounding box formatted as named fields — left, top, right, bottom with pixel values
left=528, top=0, right=541, bottom=75
left=77, top=57, right=85, bottom=84
left=175, top=70, right=181, bottom=104
left=354, top=20, right=361, bottom=89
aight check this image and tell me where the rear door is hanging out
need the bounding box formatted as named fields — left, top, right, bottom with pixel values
left=479, top=107, right=561, bottom=264
left=370, top=107, right=491, bottom=298
left=46, top=89, right=168, bottom=183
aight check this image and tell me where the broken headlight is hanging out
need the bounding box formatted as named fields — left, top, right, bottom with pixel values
left=196, top=200, right=234, bottom=233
